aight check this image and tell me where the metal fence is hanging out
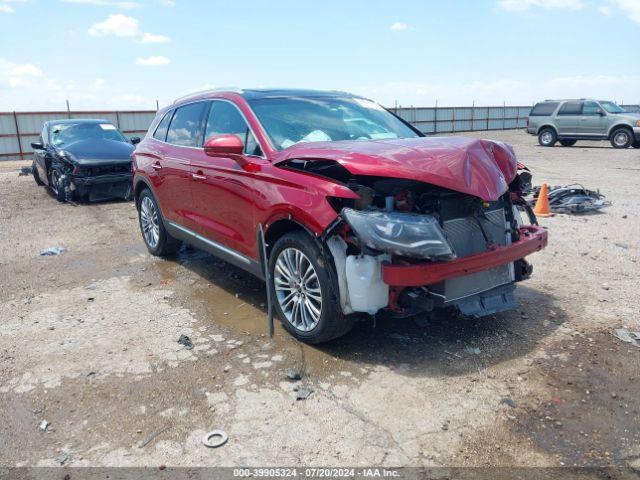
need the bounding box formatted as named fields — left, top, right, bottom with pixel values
left=0, top=110, right=156, bottom=161
left=2, top=104, right=639, bottom=161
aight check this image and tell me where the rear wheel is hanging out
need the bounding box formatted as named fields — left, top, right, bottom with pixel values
left=138, top=188, right=181, bottom=256
left=610, top=128, right=633, bottom=149
left=270, top=231, right=352, bottom=344
left=559, top=139, right=577, bottom=147
left=632, top=140, right=640, bottom=149
left=538, top=128, right=557, bottom=147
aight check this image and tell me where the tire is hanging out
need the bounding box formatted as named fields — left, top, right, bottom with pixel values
left=610, top=128, right=633, bottom=149
left=559, top=139, right=577, bottom=147
left=269, top=231, right=352, bottom=344
left=632, top=140, right=640, bottom=149
left=32, top=162, right=44, bottom=186
left=138, top=188, right=182, bottom=256
left=538, top=128, right=557, bottom=147
left=49, top=166, right=68, bottom=202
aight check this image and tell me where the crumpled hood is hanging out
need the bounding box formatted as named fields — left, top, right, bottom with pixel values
left=273, top=136, right=517, bottom=201
left=58, top=138, right=134, bottom=166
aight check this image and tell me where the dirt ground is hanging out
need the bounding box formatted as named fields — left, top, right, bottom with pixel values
left=0, top=130, right=639, bottom=469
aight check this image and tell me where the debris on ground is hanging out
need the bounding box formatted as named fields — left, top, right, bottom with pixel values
left=39, top=420, right=49, bottom=431
left=177, top=334, right=194, bottom=350
left=19, top=166, right=32, bottom=176
left=58, top=453, right=69, bottom=465
left=465, top=346, right=481, bottom=355
left=285, top=368, right=303, bottom=381
left=529, top=184, right=610, bottom=214
left=500, top=397, right=517, bottom=408
left=39, top=247, right=67, bottom=256
left=613, top=328, right=640, bottom=348
left=296, top=387, right=313, bottom=400
left=202, top=430, right=228, bottom=448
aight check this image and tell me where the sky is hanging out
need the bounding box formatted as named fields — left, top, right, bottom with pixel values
left=1, top=0, right=639, bottom=110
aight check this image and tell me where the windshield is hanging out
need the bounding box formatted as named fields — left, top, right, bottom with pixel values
left=50, top=122, right=128, bottom=147
left=248, top=96, right=420, bottom=150
left=600, top=101, right=627, bottom=114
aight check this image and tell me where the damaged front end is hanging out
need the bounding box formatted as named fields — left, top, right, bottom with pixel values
left=52, top=151, right=133, bottom=202
left=282, top=141, right=548, bottom=320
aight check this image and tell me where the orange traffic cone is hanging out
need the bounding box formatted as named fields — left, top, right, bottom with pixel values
left=533, top=183, right=553, bottom=217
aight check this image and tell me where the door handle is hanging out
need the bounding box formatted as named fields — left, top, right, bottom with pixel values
left=191, top=171, right=206, bottom=181
left=151, top=162, right=162, bottom=170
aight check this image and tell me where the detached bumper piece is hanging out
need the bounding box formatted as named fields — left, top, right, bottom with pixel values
left=382, top=225, right=548, bottom=287
left=71, top=173, right=133, bottom=201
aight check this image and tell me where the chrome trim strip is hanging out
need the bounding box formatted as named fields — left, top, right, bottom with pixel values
left=167, top=221, right=251, bottom=265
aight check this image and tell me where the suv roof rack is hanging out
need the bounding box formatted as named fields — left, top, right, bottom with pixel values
left=172, top=87, right=243, bottom=104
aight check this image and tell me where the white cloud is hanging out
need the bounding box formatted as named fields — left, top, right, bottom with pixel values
left=63, top=0, right=141, bottom=8
left=497, top=0, right=585, bottom=11
left=598, top=5, right=612, bottom=14
left=160, top=0, right=175, bottom=5
left=0, top=59, right=43, bottom=87
left=88, top=14, right=140, bottom=37
left=141, top=32, right=171, bottom=43
left=614, top=0, right=640, bottom=22
left=0, top=4, right=14, bottom=13
left=135, top=55, right=170, bottom=67
left=390, top=22, right=412, bottom=31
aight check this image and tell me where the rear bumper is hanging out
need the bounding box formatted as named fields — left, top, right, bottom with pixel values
left=72, top=172, right=132, bottom=186
left=633, top=127, right=640, bottom=141
left=382, top=225, right=548, bottom=287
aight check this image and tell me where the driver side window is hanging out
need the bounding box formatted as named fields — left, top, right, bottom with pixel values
left=204, top=101, right=262, bottom=157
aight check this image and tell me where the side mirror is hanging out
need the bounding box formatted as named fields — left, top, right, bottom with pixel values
left=31, top=141, right=45, bottom=150
left=597, top=108, right=605, bottom=116
left=204, top=134, right=244, bottom=157
left=130, top=136, right=141, bottom=145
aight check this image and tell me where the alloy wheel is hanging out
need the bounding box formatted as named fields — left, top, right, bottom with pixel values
left=50, top=169, right=61, bottom=195
left=274, top=247, right=322, bottom=332
left=140, top=196, right=160, bottom=248
left=540, top=131, right=553, bottom=145
left=614, top=131, right=629, bottom=147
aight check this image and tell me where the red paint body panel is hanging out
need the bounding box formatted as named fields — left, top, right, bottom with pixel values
left=272, top=136, right=517, bottom=202
left=382, top=226, right=548, bottom=287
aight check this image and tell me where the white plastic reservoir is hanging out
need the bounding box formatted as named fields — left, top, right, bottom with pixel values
left=345, top=254, right=389, bottom=315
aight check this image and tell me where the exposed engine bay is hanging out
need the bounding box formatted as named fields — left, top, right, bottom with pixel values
left=282, top=157, right=543, bottom=320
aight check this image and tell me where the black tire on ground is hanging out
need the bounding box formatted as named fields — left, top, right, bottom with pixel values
left=137, top=188, right=182, bottom=256
left=610, top=127, right=633, bottom=149
left=49, top=166, right=68, bottom=202
left=269, top=231, right=353, bottom=344
left=632, top=140, right=640, bottom=149
left=32, top=163, right=44, bottom=185
left=538, top=128, right=557, bottom=147
left=559, top=139, right=577, bottom=147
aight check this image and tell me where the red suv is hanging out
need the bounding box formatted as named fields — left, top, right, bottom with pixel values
left=132, top=89, right=547, bottom=343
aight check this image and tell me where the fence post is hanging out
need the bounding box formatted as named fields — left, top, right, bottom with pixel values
left=434, top=100, right=438, bottom=134
left=471, top=100, right=475, bottom=132
left=12, top=111, right=23, bottom=161
left=452, top=105, right=456, bottom=133
left=115, top=111, right=121, bottom=129
left=502, top=101, right=506, bottom=130
left=66, top=100, right=71, bottom=119
left=486, top=106, right=489, bottom=131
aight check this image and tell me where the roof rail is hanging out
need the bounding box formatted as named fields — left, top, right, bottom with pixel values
left=172, top=87, right=243, bottom=104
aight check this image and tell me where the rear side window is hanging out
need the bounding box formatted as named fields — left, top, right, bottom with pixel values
left=530, top=102, right=559, bottom=116
left=558, top=102, right=582, bottom=115
left=166, top=102, right=207, bottom=147
left=204, top=101, right=263, bottom=156
left=153, top=110, right=173, bottom=141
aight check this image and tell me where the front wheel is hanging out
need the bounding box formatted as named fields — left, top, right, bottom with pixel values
left=138, top=188, right=181, bottom=256
left=538, top=128, right=557, bottom=147
left=49, top=166, right=68, bottom=202
left=610, top=128, right=633, bottom=149
left=559, top=139, right=576, bottom=147
left=270, top=231, right=352, bottom=344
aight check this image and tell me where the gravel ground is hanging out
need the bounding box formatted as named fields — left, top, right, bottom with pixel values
left=0, top=130, right=638, bottom=468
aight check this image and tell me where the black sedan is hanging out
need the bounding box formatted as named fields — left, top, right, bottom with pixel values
left=31, top=119, right=140, bottom=202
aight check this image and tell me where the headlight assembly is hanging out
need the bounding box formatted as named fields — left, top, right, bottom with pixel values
left=342, top=208, right=455, bottom=260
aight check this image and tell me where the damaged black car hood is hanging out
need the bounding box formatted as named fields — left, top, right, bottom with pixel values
left=59, top=138, right=134, bottom=165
